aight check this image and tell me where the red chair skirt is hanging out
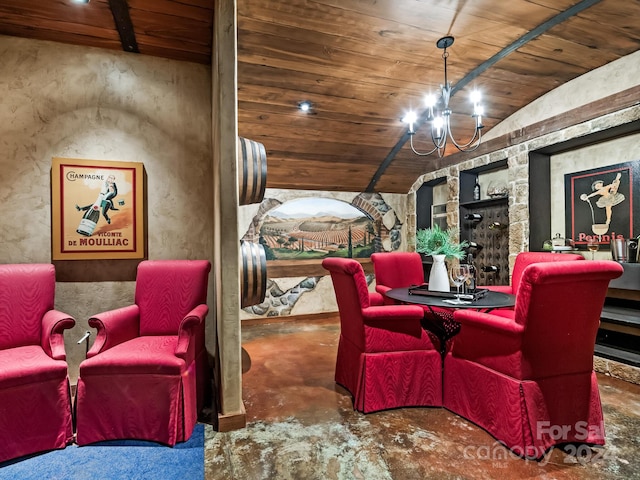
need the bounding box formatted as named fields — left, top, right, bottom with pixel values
left=444, top=355, right=605, bottom=459
left=0, top=376, right=73, bottom=462
left=336, top=335, right=442, bottom=414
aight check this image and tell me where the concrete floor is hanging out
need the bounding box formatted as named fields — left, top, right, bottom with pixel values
left=205, top=317, right=640, bottom=479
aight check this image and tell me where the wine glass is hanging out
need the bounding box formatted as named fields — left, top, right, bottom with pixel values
left=586, top=238, right=599, bottom=260
left=592, top=224, right=608, bottom=237
left=449, top=264, right=470, bottom=304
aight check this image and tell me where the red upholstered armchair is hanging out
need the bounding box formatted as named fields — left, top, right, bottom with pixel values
left=75, top=260, right=211, bottom=446
left=484, top=251, right=584, bottom=295
left=0, top=264, right=75, bottom=463
left=484, top=252, right=584, bottom=321
left=371, top=252, right=425, bottom=304
left=322, top=257, right=441, bottom=413
left=371, top=251, right=457, bottom=353
left=444, top=260, right=623, bottom=458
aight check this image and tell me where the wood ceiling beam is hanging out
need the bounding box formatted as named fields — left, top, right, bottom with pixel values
left=450, top=0, right=602, bottom=97
left=108, top=0, right=139, bottom=53
left=365, top=0, right=603, bottom=193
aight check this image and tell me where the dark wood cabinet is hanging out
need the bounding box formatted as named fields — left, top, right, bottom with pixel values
left=460, top=197, right=509, bottom=286
left=459, top=160, right=509, bottom=286
left=416, top=178, right=447, bottom=230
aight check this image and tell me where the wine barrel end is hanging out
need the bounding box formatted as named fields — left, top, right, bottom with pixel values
left=237, top=137, right=267, bottom=206
left=240, top=240, right=267, bottom=308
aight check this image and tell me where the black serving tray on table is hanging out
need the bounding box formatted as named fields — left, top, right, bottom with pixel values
left=408, top=284, right=489, bottom=301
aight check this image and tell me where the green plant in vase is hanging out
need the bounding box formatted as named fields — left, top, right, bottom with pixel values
left=416, top=224, right=468, bottom=260
left=416, top=225, right=468, bottom=292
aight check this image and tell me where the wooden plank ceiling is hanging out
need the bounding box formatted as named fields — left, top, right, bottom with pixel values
left=1, top=0, right=638, bottom=193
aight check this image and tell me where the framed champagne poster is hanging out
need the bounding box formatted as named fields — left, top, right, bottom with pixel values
left=51, top=158, right=145, bottom=260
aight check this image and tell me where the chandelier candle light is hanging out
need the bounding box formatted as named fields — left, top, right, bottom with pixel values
left=403, top=36, right=484, bottom=157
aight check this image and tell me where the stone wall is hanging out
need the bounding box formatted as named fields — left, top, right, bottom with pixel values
left=407, top=106, right=640, bottom=275
left=407, top=50, right=640, bottom=270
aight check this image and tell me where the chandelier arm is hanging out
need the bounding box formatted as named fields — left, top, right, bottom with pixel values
left=430, top=123, right=448, bottom=150
left=447, top=127, right=480, bottom=150
left=409, top=134, right=440, bottom=156
left=448, top=128, right=482, bottom=151
left=430, top=122, right=448, bottom=158
left=466, top=127, right=483, bottom=152
left=445, top=115, right=483, bottom=151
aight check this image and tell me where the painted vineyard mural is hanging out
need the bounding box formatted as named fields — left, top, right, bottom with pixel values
left=259, top=198, right=376, bottom=260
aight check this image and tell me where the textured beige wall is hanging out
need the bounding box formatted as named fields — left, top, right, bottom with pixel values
left=0, top=36, right=213, bottom=382
left=484, top=51, right=640, bottom=140
left=550, top=132, right=640, bottom=253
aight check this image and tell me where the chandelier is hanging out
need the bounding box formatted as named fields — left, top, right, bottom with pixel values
left=402, top=36, right=484, bottom=157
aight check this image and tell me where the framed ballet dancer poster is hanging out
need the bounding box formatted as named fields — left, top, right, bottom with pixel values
left=564, top=161, right=639, bottom=250
left=51, top=158, right=145, bottom=260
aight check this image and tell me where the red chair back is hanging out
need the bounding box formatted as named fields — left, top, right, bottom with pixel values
left=135, top=260, right=211, bottom=336
left=510, top=251, right=583, bottom=296
left=514, top=260, right=622, bottom=378
left=0, top=264, right=55, bottom=350
left=321, top=258, right=369, bottom=350
left=371, top=252, right=424, bottom=288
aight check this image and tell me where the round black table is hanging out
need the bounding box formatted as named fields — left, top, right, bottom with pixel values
left=385, top=287, right=515, bottom=357
left=385, top=287, right=515, bottom=310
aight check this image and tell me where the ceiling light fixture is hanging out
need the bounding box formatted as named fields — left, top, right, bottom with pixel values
left=72, top=0, right=90, bottom=4
left=298, top=101, right=313, bottom=113
left=402, top=36, right=484, bottom=157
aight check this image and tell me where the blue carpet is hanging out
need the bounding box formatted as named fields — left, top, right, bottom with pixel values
left=0, top=424, right=204, bottom=480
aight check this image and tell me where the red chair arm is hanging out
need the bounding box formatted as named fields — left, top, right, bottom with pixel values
left=175, top=304, right=209, bottom=362
left=86, top=305, right=140, bottom=358
left=453, top=309, right=524, bottom=336
left=362, top=305, right=424, bottom=323
left=41, top=310, right=76, bottom=360
left=491, top=309, right=515, bottom=320
left=369, top=291, right=385, bottom=306
left=452, top=309, right=527, bottom=364
left=362, top=305, right=425, bottom=338
left=375, top=285, right=391, bottom=296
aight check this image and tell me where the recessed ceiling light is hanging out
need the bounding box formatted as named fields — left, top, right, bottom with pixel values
left=298, top=101, right=313, bottom=113
left=72, top=0, right=90, bottom=4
